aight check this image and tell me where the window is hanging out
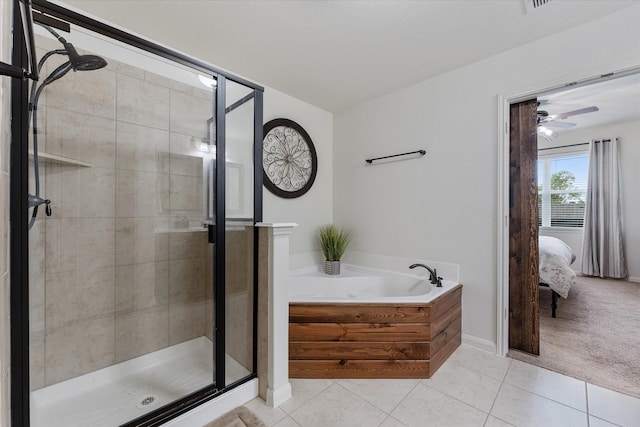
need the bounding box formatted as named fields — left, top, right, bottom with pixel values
left=538, top=151, right=589, bottom=228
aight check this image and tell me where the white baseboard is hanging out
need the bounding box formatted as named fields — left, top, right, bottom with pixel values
left=577, top=272, right=640, bottom=283
left=266, top=382, right=292, bottom=408
left=462, top=334, right=497, bottom=355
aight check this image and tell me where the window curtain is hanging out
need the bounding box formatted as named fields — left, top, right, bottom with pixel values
left=580, top=138, right=627, bottom=278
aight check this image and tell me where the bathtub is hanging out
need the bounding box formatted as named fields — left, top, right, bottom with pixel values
left=288, top=264, right=457, bottom=303
left=288, top=263, right=463, bottom=379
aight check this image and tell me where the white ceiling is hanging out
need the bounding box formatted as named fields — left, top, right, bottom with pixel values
left=62, top=0, right=638, bottom=113
left=538, top=73, right=640, bottom=133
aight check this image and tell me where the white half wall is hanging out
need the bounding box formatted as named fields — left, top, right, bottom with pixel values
left=544, top=119, right=640, bottom=281
left=333, top=5, right=640, bottom=348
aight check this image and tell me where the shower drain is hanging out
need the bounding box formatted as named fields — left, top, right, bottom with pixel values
left=136, top=395, right=157, bottom=408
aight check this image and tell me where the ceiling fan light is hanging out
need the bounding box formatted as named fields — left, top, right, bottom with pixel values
left=537, top=125, right=557, bottom=141
left=540, top=126, right=554, bottom=137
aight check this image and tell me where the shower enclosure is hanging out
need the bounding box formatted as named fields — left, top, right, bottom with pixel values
left=10, top=2, right=263, bottom=426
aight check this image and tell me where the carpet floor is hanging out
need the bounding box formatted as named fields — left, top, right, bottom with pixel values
left=509, top=275, right=640, bottom=399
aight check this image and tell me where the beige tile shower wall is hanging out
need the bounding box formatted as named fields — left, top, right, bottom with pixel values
left=41, top=70, right=120, bottom=384
left=225, top=227, right=255, bottom=371
left=29, top=35, right=215, bottom=388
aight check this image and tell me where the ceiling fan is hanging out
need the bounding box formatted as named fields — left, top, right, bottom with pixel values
left=536, top=102, right=599, bottom=142
left=537, top=104, right=600, bottom=129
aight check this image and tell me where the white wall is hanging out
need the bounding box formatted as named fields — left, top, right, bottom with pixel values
left=333, top=5, right=640, bottom=348
left=543, top=119, right=640, bottom=281
left=262, top=89, right=333, bottom=256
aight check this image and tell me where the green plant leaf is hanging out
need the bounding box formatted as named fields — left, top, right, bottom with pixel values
left=317, top=224, right=352, bottom=261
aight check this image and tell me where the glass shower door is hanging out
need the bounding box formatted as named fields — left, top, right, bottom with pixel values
left=223, top=79, right=257, bottom=385
left=26, top=21, right=219, bottom=426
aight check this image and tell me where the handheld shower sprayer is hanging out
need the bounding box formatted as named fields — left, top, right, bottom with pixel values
left=37, top=22, right=108, bottom=73
left=27, top=23, right=108, bottom=230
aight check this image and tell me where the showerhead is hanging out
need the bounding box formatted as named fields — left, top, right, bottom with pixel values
left=29, top=26, right=109, bottom=105
left=72, top=54, right=108, bottom=71
left=29, top=24, right=109, bottom=113
left=35, top=51, right=107, bottom=97
left=61, top=40, right=108, bottom=71
left=36, top=22, right=108, bottom=73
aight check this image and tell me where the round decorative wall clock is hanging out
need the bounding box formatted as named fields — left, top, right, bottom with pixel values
left=262, top=118, right=317, bottom=198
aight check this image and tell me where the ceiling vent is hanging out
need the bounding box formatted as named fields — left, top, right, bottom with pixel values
left=523, top=0, right=552, bottom=14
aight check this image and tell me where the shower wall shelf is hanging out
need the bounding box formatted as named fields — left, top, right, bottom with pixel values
left=29, top=150, right=93, bottom=167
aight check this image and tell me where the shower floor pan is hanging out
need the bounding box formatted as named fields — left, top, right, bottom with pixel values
left=31, top=336, right=250, bottom=427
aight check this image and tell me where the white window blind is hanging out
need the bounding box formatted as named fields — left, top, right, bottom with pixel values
left=538, top=151, right=589, bottom=228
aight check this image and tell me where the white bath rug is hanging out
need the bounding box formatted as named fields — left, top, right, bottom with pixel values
left=201, top=406, right=267, bottom=427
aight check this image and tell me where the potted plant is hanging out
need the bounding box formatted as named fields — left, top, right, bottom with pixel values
left=317, top=224, right=352, bottom=275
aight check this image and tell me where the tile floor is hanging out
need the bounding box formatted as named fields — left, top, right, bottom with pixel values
left=244, top=345, right=640, bottom=427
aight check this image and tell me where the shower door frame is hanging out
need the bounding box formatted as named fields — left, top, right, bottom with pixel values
left=9, top=1, right=264, bottom=426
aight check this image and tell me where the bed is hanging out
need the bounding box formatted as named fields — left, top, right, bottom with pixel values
left=539, top=235, right=577, bottom=317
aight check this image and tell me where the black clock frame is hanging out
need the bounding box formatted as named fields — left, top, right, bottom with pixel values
left=262, top=118, right=318, bottom=198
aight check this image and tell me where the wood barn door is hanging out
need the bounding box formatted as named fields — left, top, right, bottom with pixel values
left=509, top=98, right=540, bottom=355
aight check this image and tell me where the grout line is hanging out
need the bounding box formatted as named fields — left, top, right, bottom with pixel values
left=483, top=376, right=507, bottom=426
left=502, top=380, right=588, bottom=414
left=585, top=382, right=590, bottom=426
left=378, top=414, right=408, bottom=427
left=500, top=356, right=514, bottom=382
left=280, top=379, right=335, bottom=416
left=421, top=378, right=492, bottom=417
left=424, top=359, right=508, bottom=414
left=383, top=379, right=422, bottom=416
left=505, top=357, right=589, bottom=413
left=332, top=378, right=421, bottom=419
left=588, top=415, right=624, bottom=427
left=452, top=347, right=513, bottom=383
left=325, top=380, right=390, bottom=422
left=583, top=383, right=633, bottom=427
left=508, top=354, right=592, bottom=385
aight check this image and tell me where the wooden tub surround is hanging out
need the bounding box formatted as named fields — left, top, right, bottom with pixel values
left=289, top=284, right=462, bottom=379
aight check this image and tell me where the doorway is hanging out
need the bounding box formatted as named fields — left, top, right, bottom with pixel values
left=497, top=65, right=640, bottom=358
left=503, top=71, right=640, bottom=398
